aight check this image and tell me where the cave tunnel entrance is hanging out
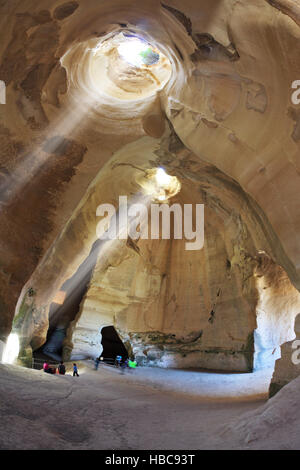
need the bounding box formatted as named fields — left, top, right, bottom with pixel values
left=33, top=239, right=104, bottom=367
left=101, top=326, right=129, bottom=363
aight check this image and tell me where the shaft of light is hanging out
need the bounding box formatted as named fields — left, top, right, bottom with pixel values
left=2, top=333, right=19, bottom=364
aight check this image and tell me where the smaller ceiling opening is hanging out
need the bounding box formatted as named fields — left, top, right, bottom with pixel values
left=137, top=167, right=181, bottom=202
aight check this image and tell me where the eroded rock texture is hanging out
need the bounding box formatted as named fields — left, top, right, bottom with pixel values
left=269, top=314, right=300, bottom=397
left=1, top=1, right=300, bottom=378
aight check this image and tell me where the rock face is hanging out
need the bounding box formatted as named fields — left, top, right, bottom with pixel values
left=0, top=1, right=300, bottom=380
left=269, top=314, right=300, bottom=397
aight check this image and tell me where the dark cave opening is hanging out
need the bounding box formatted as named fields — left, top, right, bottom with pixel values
left=101, top=326, right=129, bottom=362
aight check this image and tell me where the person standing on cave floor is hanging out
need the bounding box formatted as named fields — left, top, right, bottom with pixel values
left=128, top=359, right=137, bottom=371
left=58, top=361, right=66, bottom=375
left=120, top=359, right=128, bottom=375
left=94, top=356, right=100, bottom=370
left=73, top=363, right=79, bottom=377
left=115, top=355, right=122, bottom=367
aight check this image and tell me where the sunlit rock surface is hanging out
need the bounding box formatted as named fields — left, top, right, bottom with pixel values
left=269, top=314, right=300, bottom=397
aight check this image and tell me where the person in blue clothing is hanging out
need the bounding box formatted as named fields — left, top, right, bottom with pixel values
left=115, top=355, right=122, bottom=367
left=73, top=363, right=79, bottom=377
left=94, top=356, right=100, bottom=370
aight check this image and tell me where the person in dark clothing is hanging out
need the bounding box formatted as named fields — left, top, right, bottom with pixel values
left=73, top=363, right=79, bottom=377
left=120, top=360, right=127, bottom=375
left=115, top=355, right=122, bottom=367
left=94, top=357, right=100, bottom=370
left=58, top=361, right=66, bottom=375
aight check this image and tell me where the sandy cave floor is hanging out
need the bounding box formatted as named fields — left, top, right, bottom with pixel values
left=0, top=361, right=298, bottom=450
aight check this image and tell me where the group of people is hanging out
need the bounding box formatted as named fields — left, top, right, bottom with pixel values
left=43, top=355, right=137, bottom=377
left=43, top=361, right=79, bottom=377
left=94, top=355, right=137, bottom=372
left=115, top=355, right=138, bottom=373
left=43, top=356, right=137, bottom=376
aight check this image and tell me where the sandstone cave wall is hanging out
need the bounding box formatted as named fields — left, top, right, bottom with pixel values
left=1, top=0, right=300, bottom=380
